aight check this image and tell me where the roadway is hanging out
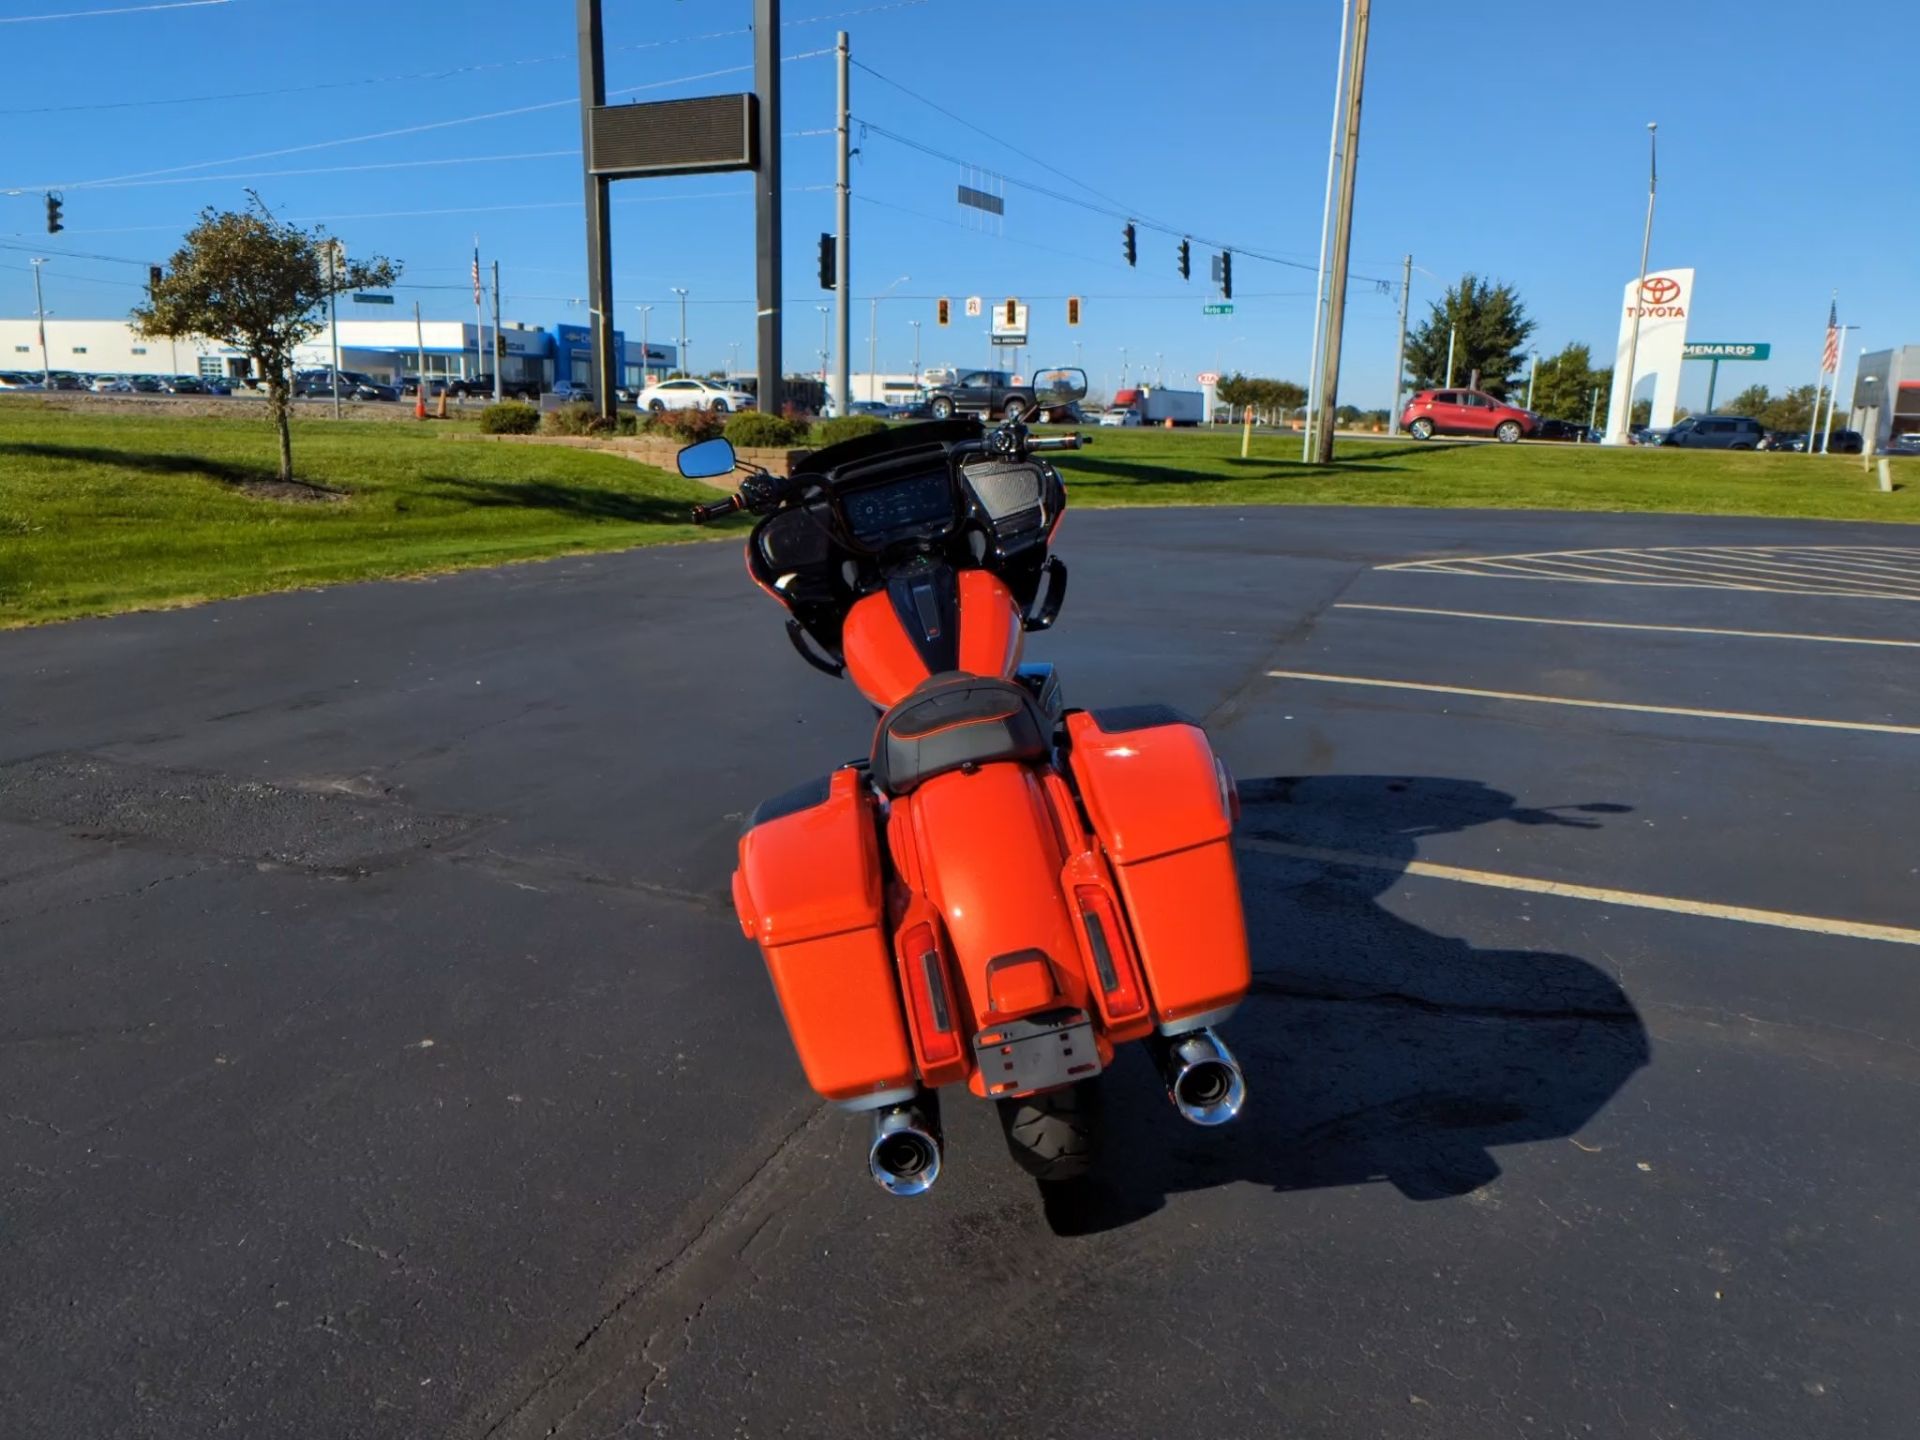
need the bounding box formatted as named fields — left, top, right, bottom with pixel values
left=3, top=507, right=1917, bottom=1438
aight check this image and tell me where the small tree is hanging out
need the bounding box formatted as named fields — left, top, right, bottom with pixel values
left=131, top=193, right=398, bottom=483
left=1402, top=274, right=1536, bottom=399
left=1723, top=383, right=1772, bottom=418
left=1529, top=342, right=1600, bottom=423
left=1758, top=384, right=1821, bottom=433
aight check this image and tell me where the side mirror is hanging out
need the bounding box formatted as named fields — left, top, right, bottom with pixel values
left=1031, top=366, right=1088, bottom=407
left=677, top=437, right=738, bottom=479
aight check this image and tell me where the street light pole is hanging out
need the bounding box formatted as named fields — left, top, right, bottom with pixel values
left=671, top=286, right=689, bottom=376
left=1526, top=350, right=1538, bottom=410
left=817, top=304, right=831, bottom=396
left=1313, top=0, right=1372, bottom=465
left=1388, top=252, right=1411, bottom=435
left=637, top=305, right=653, bottom=384
left=30, top=259, right=50, bottom=387
left=1303, top=0, right=1353, bottom=462
left=868, top=274, right=908, bottom=402
left=1611, top=121, right=1658, bottom=445
left=909, top=319, right=921, bottom=384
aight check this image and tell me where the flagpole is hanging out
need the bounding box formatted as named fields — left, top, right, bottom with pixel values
left=473, top=237, right=485, bottom=384
left=1806, top=293, right=1834, bottom=459
left=1821, top=324, right=1852, bottom=453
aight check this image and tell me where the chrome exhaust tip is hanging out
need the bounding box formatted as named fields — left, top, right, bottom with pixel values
left=868, top=1104, right=942, bottom=1197
left=1154, top=1027, right=1247, bottom=1127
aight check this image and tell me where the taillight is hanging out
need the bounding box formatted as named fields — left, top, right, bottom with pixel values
left=900, top=922, right=961, bottom=1065
left=1074, top=886, right=1146, bottom=1021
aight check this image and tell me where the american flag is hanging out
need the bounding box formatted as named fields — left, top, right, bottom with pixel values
left=472, top=243, right=482, bottom=306
left=1822, top=299, right=1839, bottom=375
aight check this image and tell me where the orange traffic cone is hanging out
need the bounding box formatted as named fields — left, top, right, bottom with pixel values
left=435, top=390, right=449, bottom=420
left=1163, top=415, right=1174, bottom=429
left=415, top=389, right=427, bottom=420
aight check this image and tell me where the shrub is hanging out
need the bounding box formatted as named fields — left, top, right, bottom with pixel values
left=478, top=402, right=540, bottom=435
left=541, top=403, right=607, bottom=437
left=813, top=414, right=887, bottom=447
left=724, top=411, right=808, bottom=448
left=641, top=406, right=726, bottom=441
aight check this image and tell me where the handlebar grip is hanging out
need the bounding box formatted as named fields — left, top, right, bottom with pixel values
left=1028, top=434, right=1087, bottom=452
left=690, top=495, right=743, bottom=524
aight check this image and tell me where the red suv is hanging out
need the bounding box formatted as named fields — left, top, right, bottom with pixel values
left=1402, top=388, right=1537, bottom=443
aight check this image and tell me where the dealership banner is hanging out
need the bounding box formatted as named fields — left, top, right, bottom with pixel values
left=1606, top=267, right=1694, bottom=442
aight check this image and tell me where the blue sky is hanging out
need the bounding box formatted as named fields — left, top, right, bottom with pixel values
left=0, top=0, right=1909, bottom=406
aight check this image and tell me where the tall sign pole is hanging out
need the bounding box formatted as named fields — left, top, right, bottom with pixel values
left=1313, top=0, right=1371, bottom=465
left=576, top=0, right=616, bottom=418
left=755, top=0, right=784, bottom=416
left=492, top=259, right=504, bottom=402
left=834, top=30, right=851, bottom=418
left=1609, top=122, right=1657, bottom=444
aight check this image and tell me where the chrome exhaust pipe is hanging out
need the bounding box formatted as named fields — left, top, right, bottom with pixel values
left=868, top=1103, right=942, bottom=1197
left=1153, top=1027, right=1247, bottom=1127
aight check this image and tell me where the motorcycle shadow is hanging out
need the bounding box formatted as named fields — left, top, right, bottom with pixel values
left=1044, top=774, right=1651, bottom=1237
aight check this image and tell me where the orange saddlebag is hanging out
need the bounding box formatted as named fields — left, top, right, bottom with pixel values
left=733, top=768, right=917, bottom=1107
left=1064, top=709, right=1250, bottom=1032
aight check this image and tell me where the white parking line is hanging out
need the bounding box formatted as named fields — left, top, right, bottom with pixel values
left=1239, top=838, right=1920, bottom=947
left=1333, top=603, right=1920, bottom=649
left=1266, top=669, right=1920, bottom=736
left=1379, top=545, right=1920, bottom=602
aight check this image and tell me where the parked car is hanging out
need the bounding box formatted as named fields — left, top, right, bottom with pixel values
left=923, top=369, right=1037, bottom=422
left=1401, top=388, right=1538, bottom=443
left=1098, top=406, right=1143, bottom=427
left=548, top=379, right=595, bottom=404
left=1629, top=426, right=1668, bottom=446
left=1765, top=429, right=1863, bottom=454
left=200, top=375, right=233, bottom=396
left=166, top=375, right=206, bottom=395
left=1885, top=432, right=1920, bottom=456
left=1533, top=417, right=1595, bottom=443
left=90, top=374, right=132, bottom=393
left=399, top=375, right=452, bottom=398
left=0, top=371, right=44, bottom=390
left=47, top=372, right=85, bottom=391
left=637, top=376, right=753, bottom=413
left=127, top=374, right=165, bottom=393
left=1659, top=414, right=1766, bottom=450
left=448, top=373, right=539, bottom=401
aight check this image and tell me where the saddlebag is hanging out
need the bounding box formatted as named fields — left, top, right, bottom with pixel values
left=733, top=767, right=918, bottom=1108
left=1064, top=708, right=1250, bottom=1033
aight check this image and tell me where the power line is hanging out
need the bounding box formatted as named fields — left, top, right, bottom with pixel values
left=854, top=119, right=1390, bottom=286
left=0, top=0, right=234, bottom=22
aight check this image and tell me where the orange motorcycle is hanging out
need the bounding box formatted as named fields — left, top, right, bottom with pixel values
left=683, top=368, right=1249, bottom=1194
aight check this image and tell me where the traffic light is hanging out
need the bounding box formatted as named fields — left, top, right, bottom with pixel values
left=1219, top=250, right=1232, bottom=300
left=1122, top=222, right=1136, bottom=267
left=496, top=333, right=508, bottom=357
left=1066, top=296, right=1081, bottom=326
left=1178, top=239, right=1190, bottom=281
left=1004, top=297, right=1017, bottom=326
left=148, top=264, right=162, bottom=295
left=936, top=297, right=950, bottom=326
left=817, top=232, right=836, bottom=290
left=45, top=193, right=63, bottom=234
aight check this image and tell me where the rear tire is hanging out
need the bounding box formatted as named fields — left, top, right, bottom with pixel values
left=1409, top=417, right=1435, bottom=440
left=997, top=1079, right=1101, bottom=1184
left=1495, top=420, right=1522, bottom=444
left=929, top=396, right=955, bottom=421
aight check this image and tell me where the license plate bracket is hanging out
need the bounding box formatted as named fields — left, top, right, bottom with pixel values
left=974, top=1008, right=1101, bottom=1097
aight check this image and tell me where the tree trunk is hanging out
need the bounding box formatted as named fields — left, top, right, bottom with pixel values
left=267, top=379, right=293, bottom=482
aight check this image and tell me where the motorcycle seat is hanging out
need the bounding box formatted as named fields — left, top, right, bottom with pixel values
left=870, top=675, right=1049, bottom=796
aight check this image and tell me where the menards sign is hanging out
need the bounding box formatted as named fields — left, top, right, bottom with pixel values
left=1682, top=342, right=1770, bottom=360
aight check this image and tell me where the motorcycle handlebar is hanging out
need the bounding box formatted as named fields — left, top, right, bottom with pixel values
left=690, top=494, right=744, bottom=524
left=1027, top=434, right=1087, bottom=452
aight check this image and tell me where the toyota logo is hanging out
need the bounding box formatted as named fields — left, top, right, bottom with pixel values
left=1640, top=276, right=1681, bottom=305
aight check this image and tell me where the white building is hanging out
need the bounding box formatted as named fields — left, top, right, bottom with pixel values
left=0, top=315, right=675, bottom=390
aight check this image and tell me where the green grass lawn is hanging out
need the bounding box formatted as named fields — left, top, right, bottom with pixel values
left=0, top=404, right=726, bottom=626
left=1051, top=426, right=1920, bottom=520
left=2, top=403, right=1913, bottom=627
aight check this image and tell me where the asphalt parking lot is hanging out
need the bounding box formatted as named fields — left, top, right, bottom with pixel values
left=3, top=506, right=1917, bottom=1439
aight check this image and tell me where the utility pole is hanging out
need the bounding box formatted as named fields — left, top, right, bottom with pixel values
left=910, top=318, right=921, bottom=384
left=1445, top=326, right=1457, bottom=388
left=638, top=305, right=653, bottom=384
left=1303, top=0, right=1353, bottom=462
left=492, top=259, right=504, bottom=402
left=754, top=0, right=782, bottom=415
left=1589, top=387, right=1600, bottom=435
left=576, top=0, right=617, bottom=418
left=30, top=258, right=50, bottom=387
left=1609, top=121, right=1658, bottom=444
left=1388, top=252, right=1411, bottom=434
left=1526, top=351, right=1538, bottom=410
left=327, top=240, right=342, bottom=419
left=414, top=300, right=426, bottom=389
left=834, top=30, right=851, bottom=420
left=1314, top=0, right=1371, bottom=465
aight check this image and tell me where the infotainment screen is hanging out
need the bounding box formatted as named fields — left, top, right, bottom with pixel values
left=841, top=470, right=952, bottom=541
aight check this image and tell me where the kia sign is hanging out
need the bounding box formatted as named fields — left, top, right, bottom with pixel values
left=1197, top=371, right=1220, bottom=385
left=1606, top=266, right=1694, bottom=443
